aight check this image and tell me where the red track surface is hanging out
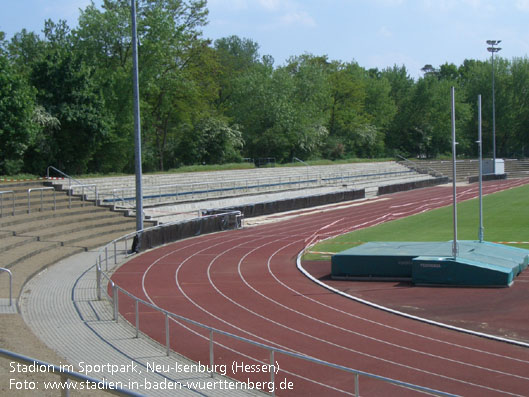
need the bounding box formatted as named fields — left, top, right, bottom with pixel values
left=113, top=179, right=529, bottom=396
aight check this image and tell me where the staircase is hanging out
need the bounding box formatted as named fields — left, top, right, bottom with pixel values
left=504, top=159, right=529, bottom=179
left=0, top=181, right=154, bottom=302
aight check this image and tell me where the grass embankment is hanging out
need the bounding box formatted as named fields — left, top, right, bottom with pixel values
left=305, top=183, right=529, bottom=260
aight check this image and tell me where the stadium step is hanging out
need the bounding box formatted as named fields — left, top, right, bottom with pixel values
left=0, top=182, right=155, bottom=301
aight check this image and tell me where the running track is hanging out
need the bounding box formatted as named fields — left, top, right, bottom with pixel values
left=113, top=179, right=529, bottom=396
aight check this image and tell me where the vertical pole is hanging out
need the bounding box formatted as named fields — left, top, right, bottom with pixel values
left=131, top=0, right=144, bottom=233
left=270, top=350, right=275, bottom=397
left=96, top=263, right=101, bottom=300
left=113, top=285, right=118, bottom=322
left=209, top=330, right=214, bottom=378
left=478, top=95, right=484, bottom=243
left=354, top=373, right=359, bottom=397
left=165, top=314, right=170, bottom=356
left=135, top=300, right=139, bottom=338
left=491, top=50, right=496, bottom=174
left=451, top=87, right=458, bottom=258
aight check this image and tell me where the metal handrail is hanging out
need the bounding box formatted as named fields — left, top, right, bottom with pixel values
left=0, top=267, right=12, bottom=306
left=396, top=154, right=444, bottom=178
left=27, top=187, right=56, bottom=213
left=47, top=165, right=85, bottom=187
left=94, top=220, right=455, bottom=397
left=0, top=190, right=15, bottom=217
left=47, top=165, right=98, bottom=197
left=0, top=348, right=143, bottom=396
left=69, top=184, right=98, bottom=207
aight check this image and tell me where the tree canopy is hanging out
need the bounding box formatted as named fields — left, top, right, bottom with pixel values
left=1, top=1, right=528, bottom=175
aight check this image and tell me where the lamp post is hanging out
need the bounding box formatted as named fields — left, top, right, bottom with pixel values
left=486, top=40, right=501, bottom=174
left=131, top=0, right=143, bottom=233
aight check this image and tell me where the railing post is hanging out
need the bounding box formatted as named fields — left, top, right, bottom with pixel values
left=105, top=246, right=108, bottom=271
left=60, top=374, right=70, bottom=397
left=270, top=349, right=275, bottom=396
left=209, top=329, right=214, bottom=377
left=114, top=241, right=117, bottom=265
left=165, top=314, right=170, bottom=356
left=0, top=268, right=12, bottom=306
left=355, top=373, right=359, bottom=397
left=135, top=299, right=139, bottom=338
left=113, top=285, right=118, bottom=322
left=96, top=264, right=101, bottom=301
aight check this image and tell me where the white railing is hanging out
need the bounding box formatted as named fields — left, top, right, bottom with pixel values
left=0, top=190, right=15, bottom=217
left=68, top=184, right=98, bottom=207
left=27, top=187, right=56, bottom=213
left=0, top=267, right=12, bottom=306
left=94, top=219, right=456, bottom=397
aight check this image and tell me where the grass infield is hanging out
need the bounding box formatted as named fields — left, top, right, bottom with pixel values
left=305, top=183, right=529, bottom=261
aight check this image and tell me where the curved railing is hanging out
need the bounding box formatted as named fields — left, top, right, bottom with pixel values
left=94, top=215, right=456, bottom=397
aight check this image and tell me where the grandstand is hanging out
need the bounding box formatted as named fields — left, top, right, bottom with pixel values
left=45, top=161, right=436, bottom=222
left=1, top=159, right=525, bottom=395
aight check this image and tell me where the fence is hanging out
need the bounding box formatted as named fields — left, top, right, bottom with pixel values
left=94, top=214, right=456, bottom=397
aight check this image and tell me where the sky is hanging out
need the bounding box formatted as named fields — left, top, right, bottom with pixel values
left=1, top=0, right=528, bottom=78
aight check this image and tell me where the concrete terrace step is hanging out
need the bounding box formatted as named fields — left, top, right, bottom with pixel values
left=48, top=161, right=413, bottom=202
left=1, top=245, right=84, bottom=299
left=0, top=206, right=120, bottom=228
left=4, top=210, right=132, bottom=237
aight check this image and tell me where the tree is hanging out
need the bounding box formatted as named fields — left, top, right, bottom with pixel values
left=178, top=116, right=243, bottom=165
left=76, top=0, right=211, bottom=172
left=26, top=20, right=110, bottom=174
left=0, top=50, right=38, bottom=174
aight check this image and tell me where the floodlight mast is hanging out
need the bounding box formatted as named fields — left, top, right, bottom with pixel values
left=451, top=87, right=458, bottom=258
left=131, top=0, right=144, bottom=233
left=487, top=40, right=502, bottom=174
left=477, top=95, right=484, bottom=243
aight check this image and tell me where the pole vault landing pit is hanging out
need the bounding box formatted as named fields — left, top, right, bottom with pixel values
left=331, top=241, right=529, bottom=287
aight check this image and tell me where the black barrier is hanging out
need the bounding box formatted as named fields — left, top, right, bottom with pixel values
left=377, top=177, right=450, bottom=196
left=133, top=212, right=241, bottom=252
left=203, top=189, right=365, bottom=219
left=468, top=173, right=507, bottom=183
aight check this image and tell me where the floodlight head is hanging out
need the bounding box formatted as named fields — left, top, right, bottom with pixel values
left=486, top=40, right=501, bottom=45
left=487, top=47, right=502, bottom=53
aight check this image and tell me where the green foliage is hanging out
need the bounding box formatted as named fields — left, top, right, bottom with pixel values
left=0, top=53, right=38, bottom=174
left=2, top=1, right=529, bottom=176
left=178, top=116, right=243, bottom=165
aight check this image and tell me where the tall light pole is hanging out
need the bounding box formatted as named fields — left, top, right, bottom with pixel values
left=487, top=40, right=501, bottom=174
left=131, top=0, right=143, bottom=233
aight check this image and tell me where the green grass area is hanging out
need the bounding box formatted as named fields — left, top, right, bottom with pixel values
left=284, top=157, right=395, bottom=167
left=0, top=173, right=41, bottom=181
left=305, top=183, right=529, bottom=260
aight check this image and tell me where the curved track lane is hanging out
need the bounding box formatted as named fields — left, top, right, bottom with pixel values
left=113, top=179, right=529, bottom=396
